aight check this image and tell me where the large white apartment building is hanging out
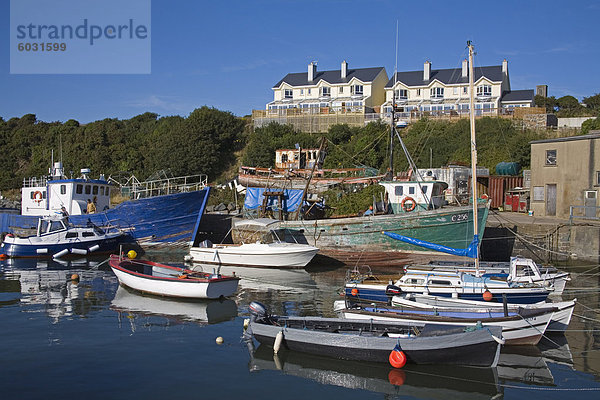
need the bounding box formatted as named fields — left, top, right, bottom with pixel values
left=382, top=59, right=534, bottom=117
left=267, top=61, right=388, bottom=114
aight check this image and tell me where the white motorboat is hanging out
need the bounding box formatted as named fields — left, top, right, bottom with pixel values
left=390, top=293, right=576, bottom=333
left=186, top=240, right=318, bottom=268
left=334, top=300, right=554, bottom=345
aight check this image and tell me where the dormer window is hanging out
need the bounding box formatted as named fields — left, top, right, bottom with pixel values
left=477, top=85, right=491, bottom=97
left=284, top=89, right=293, bottom=99
left=351, top=85, right=363, bottom=95
left=320, top=87, right=331, bottom=97
left=430, top=87, right=444, bottom=99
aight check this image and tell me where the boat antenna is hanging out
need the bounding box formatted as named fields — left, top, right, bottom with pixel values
left=467, top=40, right=480, bottom=274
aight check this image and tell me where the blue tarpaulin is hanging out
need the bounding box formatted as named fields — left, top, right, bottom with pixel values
left=244, top=187, right=304, bottom=212
left=383, top=231, right=479, bottom=259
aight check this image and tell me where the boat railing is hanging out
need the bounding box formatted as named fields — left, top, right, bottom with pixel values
left=119, top=174, right=208, bottom=199
left=22, top=176, right=51, bottom=188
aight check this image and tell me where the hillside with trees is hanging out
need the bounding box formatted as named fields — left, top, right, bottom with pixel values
left=0, top=107, right=246, bottom=191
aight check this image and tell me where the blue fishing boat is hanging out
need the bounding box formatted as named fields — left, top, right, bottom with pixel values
left=0, top=162, right=210, bottom=249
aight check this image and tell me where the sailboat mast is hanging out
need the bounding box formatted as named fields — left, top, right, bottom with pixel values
left=467, top=41, right=480, bottom=272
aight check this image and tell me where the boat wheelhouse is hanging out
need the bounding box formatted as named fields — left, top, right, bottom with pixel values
left=21, top=163, right=111, bottom=216
left=379, top=180, right=448, bottom=213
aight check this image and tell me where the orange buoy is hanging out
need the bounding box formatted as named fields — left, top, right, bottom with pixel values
left=483, top=290, right=493, bottom=301
left=351, top=288, right=359, bottom=296
left=388, top=369, right=406, bottom=386
left=389, top=348, right=407, bottom=368
left=0, top=253, right=7, bottom=260
left=70, top=273, right=80, bottom=282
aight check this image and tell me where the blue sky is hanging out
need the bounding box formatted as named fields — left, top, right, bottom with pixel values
left=1, top=0, right=599, bottom=123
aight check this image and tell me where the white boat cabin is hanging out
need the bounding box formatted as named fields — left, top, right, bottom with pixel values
left=21, top=163, right=111, bottom=216
left=379, top=180, right=448, bottom=213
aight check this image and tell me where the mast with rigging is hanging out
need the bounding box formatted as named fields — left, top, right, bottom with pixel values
left=467, top=40, right=480, bottom=273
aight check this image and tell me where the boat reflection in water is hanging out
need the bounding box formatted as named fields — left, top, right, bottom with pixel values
left=1, top=256, right=113, bottom=323
left=245, top=340, right=502, bottom=399
left=187, top=262, right=319, bottom=293
left=245, top=333, right=577, bottom=397
left=110, top=285, right=238, bottom=330
left=498, top=346, right=554, bottom=386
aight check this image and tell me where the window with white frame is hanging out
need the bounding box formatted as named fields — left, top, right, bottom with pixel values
left=339, top=87, right=344, bottom=94
left=300, top=89, right=304, bottom=95
left=463, top=86, right=468, bottom=94
left=477, top=85, right=491, bottom=96
left=430, top=87, right=444, bottom=98
left=351, top=85, right=363, bottom=95
left=395, top=89, right=407, bottom=99
left=320, top=86, right=331, bottom=97
left=284, top=89, right=292, bottom=99
left=453, top=87, right=458, bottom=95
left=596, top=171, right=600, bottom=186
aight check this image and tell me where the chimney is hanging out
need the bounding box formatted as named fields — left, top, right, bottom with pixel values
left=462, top=59, right=468, bottom=78
left=308, top=61, right=317, bottom=82
left=341, top=60, right=348, bottom=79
left=502, top=59, right=508, bottom=75
left=423, top=61, right=431, bottom=81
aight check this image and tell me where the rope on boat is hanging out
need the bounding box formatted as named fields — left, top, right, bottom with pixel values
left=572, top=313, right=600, bottom=324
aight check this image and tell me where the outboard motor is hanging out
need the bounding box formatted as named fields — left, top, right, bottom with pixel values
left=386, top=284, right=402, bottom=296
left=249, top=301, right=268, bottom=323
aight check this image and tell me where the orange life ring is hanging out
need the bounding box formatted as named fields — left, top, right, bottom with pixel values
left=401, top=196, right=416, bottom=212
left=33, top=191, right=43, bottom=203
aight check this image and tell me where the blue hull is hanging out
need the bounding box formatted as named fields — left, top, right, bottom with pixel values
left=0, top=188, right=210, bottom=248
left=344, top=287, right=549, bottom=305
left=1, top=237, right=123, bottom=258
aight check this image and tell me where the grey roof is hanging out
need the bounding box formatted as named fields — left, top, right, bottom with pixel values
left=273, top=67, right=386, bottom=88
left=530, top=133, right=600, bottom=145
left=501, top=89, right=534, bottom=103
left=385, top=65, right=504, bottom=88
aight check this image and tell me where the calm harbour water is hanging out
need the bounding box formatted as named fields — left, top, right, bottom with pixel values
left=1, top=253, right=599, bottom=400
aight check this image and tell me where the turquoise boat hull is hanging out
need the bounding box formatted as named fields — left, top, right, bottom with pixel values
left=276, top=204, right=489, bottom=266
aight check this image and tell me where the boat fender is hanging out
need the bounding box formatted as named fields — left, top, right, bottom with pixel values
left=401, top=197, right=416, bottom=212
left=88, top=244, right=100, bottom=252
left=53, top=249, right=70, bottom=259
left=389, top=344, right=407, bottom=368
left=71, top=248, right=88, bottom=255
left=273, top=331, right=284, bottom=354
left=482, top=290, right=493, bottom=301
left=386, top=285, right=402, bottom=295
left=488, top=330, right=506, bottom=345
